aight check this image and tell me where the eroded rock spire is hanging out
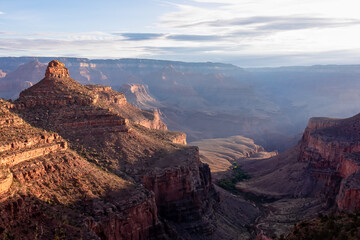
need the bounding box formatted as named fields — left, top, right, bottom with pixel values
left=45, top=60, right=69, bottom=78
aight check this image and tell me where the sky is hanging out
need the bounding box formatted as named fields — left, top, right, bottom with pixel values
left=1, top=0, right=360, bottom=67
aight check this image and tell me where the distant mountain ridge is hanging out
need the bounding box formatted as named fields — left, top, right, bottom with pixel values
left=1, top=57, right=360, bottom=152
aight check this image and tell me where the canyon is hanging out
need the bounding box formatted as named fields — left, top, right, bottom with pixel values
left=1, top=58, right=360, bottom=239
left=2, top=58, right=360, bottom=152
left=1, top=60, right=254, bottom=239
left=0, top=57, right=315, bottom=151
left=234, top=113, right=360, bottom=238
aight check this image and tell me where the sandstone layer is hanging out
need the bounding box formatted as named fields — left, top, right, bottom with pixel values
left=0, top=99, right=169, bottom=239
left=12, top=60, right=218, bottom=239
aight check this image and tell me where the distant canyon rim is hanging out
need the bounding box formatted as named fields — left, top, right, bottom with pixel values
left=0, top=58, right=360, bottom=239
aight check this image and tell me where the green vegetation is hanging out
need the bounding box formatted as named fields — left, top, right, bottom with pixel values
left=217, top=163, right=250, bottom=193
left=283, top=211, right=360, bottom=240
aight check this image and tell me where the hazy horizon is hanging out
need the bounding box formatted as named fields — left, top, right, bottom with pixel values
left=2, top=55, right=360, bottom=69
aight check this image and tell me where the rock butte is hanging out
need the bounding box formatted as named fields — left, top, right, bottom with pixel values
left=45, top=60, right=69, bottom=78
left=0, top=60, right=218, bottom=239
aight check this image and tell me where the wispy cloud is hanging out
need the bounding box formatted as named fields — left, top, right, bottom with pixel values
left=166, top=34, right=224, bottom=41
left=1, top=0, right=360, bottom=67
left=204, top=16, right=360, bottom=31
left=114, top=33, right=164, bottom=41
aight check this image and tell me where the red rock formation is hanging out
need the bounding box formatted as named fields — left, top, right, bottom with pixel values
left=85, top=194, right=161, bottom=240
left=168, top=132, right=187, bottom=145
left=45, top=60, right=69, bottom=78
left=16, top=61, right=166, bottom=131
left=13, top=60, right=219, bottom=238
left=298, top=114, right=360, bottom=210
left=0, top=99, right=170, bottom=239
left=141, top=150, right=217, bottom=234
left=337, top=169, right=360, bottom=211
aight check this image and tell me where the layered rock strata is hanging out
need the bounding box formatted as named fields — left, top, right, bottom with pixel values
left=12, top=60, right=218, bottom=238
left=15, top=60, right=165, bottom=131
left=298, top=114, right=360, bottom=210
left=0, top=99, right=169, bottom=239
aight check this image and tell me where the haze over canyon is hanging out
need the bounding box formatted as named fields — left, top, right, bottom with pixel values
left=0, top=57, right=359, bottom=239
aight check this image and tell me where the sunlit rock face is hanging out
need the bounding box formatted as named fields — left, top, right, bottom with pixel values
left=10, top=60, right=219, bottom=239
left=45, top=60, right=69, bottom=78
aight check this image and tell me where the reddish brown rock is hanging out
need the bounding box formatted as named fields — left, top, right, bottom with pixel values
left=298, top=114, right=360, bottom=209
left=338, top=153, right=360, bottom=178
left=16, top=61, right=166, bottom=131
left=45, top=60, right=69, bottom=78
left=337, top=170, right=360, bottom=211
left=168, top=132, right=187, bottom=145
left=142, top=150, right=217, bottom=234
left=0, top=99, right=171, bottom=240
left=12, top=60, right=219, bottom=238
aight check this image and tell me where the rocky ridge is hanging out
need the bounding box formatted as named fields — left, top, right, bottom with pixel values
left=10, top=60, right=219, bottom=239
left=0, top=99, right=170, bottom=239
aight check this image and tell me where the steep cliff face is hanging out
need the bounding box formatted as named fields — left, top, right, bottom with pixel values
left=0, top=99, right=168, bottom=240
left=298, top=114, right=360, bottom=209
left=141, top=149, right=217, bottom=235
left=119, top=83, right=162, bottom=110
left=337, top=170, right=360, bottom=211
left=13, top=60, right=218, bottom=238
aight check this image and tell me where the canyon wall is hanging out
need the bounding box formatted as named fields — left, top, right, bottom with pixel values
left=0, top=99, right=174, bottom=239
left=298, top=116, right=360, bottom=210
left=10, top=60, right=217, bottom=239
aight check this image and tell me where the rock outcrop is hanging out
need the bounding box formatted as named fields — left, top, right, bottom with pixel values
left=0, top=99, right=170, bottom=239
left=15, top=60, right=166, bottom=131
left=141, top=150, right=217, bottom=235
left=298, top=114, right=360, bottom=210
left=12, top=60, right=218, bottom=238
left=45, top=60, right=69, bottom=78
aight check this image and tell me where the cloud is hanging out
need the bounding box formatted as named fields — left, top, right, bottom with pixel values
left=145, top=45, right=233, bottom=54
left=166, top=34, right=223, bottom=41
left=114, top=33, right=164, bottom=41
left=1, top=0, right=360, bottom=67
left=0, top=37, right=153, bottom=59
left=168, top=16, right=360, bottom=31
left=0, top=11, right=4, bottom=15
